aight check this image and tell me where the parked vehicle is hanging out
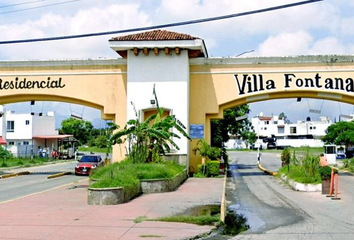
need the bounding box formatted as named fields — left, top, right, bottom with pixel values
left=336, top=152, right=346, bottom=159
left=75, top=155, right=104, bottom=175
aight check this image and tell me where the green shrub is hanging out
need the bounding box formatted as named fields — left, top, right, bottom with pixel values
left=302, top=152, right=319, bottom=177
left=95, top=135, right=108, bottom=148
left=196, top=160, right=220, bottom=177
left=207, top=147, right=221, bottom=160
left=222, top=210, right=249, bottom=235
left=208, top=160, right=220, bottom=176
left=281, top=148, right=291, bottom=165
left=319, top=166, right=338, bottom=180
left=344, top=158, right=354, bottom=172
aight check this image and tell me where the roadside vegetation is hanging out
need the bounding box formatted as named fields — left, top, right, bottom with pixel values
left=342, top=158, right=354, bottom=172
left=77, top=146, right=107, bottom=153
left=0, top=145, right=63, bottom=169
left=0, top=156, right=59, bottom=168
left=278, top=147, right=323, bottom=184
left=90, top=160, right=185, bottom=189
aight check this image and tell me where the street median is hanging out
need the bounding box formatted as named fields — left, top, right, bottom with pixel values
left=0, top=171, right=30, bottom=179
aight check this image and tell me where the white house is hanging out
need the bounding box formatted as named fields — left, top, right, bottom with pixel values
left=0, top=106, right=74, bottom=158
left=251, top=113, right=332, bottom=148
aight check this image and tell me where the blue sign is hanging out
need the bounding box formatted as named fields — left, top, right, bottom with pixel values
left=190, top=124, right=204, bottom=139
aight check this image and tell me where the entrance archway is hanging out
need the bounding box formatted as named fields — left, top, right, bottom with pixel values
left=189, top=56, right=354, bottom=172
left=2, top=30, right=354, bottom=173
left=0, top=59, right=127, bottom=161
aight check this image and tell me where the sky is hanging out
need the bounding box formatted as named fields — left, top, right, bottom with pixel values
left=1, top=0, right=354, bottom=127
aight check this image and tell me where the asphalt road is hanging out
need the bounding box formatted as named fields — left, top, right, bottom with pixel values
left=0, top=161, right=86, bottom=203
left=226, top=151, right=354, bottom=240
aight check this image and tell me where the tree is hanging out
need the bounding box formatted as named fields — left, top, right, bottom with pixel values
left=59, top=118, right=94, bottom=145
left=211, top=105, right=256, bottom=148
left=322, top=121, right=354, bottom=146
left=110, top=86, right=190, bottom=163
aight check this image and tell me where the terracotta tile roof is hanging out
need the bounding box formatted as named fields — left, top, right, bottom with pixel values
left=110, top=30, right=199, bottom=41
left=259, top=117, right=272, bottom=121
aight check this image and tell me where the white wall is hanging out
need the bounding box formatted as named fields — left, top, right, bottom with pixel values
left=278, top=139, right=324, bottom=148
left=5, top=112, right=33, bottom=140
left=32, top=115, right=58, bottom=136
left=126, top=50, right=190, bottom=155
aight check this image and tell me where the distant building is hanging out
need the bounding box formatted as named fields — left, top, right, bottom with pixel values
left=251, top=113, right=331, bottom=148
left=0, top=106, right=75, bottom=158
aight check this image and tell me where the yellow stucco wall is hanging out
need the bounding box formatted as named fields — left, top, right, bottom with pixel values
left=0, top=59, right=127, bottom=162
left=189, top=56, right=354, bottom=172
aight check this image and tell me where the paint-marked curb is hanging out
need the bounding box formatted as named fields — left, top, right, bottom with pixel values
left=258, top=164, right=277, bottom=176
left=47, top=172, right=72, bottom=179
left=220, top=173, right=227, bottom=223
left=0, top=171, right=30, bottom=179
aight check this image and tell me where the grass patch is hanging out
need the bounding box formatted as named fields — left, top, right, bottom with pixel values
left=229, top=147, right=323, bottom=157
left=90, top=161, right=185, bottom=186
left=89, top=160, right=185, bottom=199
left=278, top=165, right=321, bottom=184
left=0, top=157, right=58, bottom=169
left=139, top=235, right=164, bottom=238
left=150, top=205, right=221, bottom=226
left=134, top=216, right=148, bottom=223
left=78, top=146, right=108, bottom=153
left=153, top=215, right=220, bottom=226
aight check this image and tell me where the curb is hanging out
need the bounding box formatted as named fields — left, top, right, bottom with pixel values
left=47, top=172, right=72, bottom=179
left=0, top=171, right=30, bottom=179
left=220, top=173, right=227, bottom=222
left=338, top=168, right=354, bottom=176
left=258, top=164, right=277, bottom=176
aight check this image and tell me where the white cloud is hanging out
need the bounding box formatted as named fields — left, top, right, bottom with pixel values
left=309, top=37, right=347, bottom=55
left=0, top=3, right=151, bottom=59
left=257, top=31, right=313, bottom=56
left=340, top=17, right=354, bottom=36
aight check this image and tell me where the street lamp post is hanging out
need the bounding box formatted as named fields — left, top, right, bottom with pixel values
left=235, top=50, right=255, bottom=57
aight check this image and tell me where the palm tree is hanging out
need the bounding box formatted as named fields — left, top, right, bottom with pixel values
left=110, top=86, right=190, bottom=163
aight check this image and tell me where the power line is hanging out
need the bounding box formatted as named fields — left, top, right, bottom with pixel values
left=0, top=0, right=54, bottom=9
left=0, top=0, right=84, bottom=15
left=0, top=0, right=324, bottom=45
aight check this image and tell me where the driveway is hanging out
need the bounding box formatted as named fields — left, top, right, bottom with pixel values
left=226, top=151, right=354, bottom=240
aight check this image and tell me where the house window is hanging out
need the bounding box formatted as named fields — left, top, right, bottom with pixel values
left=290, top=127, right=297, bottom=134
left=25, top=120, right=30, bottom=125
left=8, top=141, right=14, bottom=145
left=278, top=127, right=284, bottom=134
left=6, top=121, right=14, bottom=132
left=23, top=141, right=29, bottom=145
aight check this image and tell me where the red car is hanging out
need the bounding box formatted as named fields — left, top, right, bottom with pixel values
left=75, top=155, right=104, bottom=175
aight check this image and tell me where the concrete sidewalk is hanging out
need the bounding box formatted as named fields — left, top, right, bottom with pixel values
left=0, top=177, right=223, bottom=240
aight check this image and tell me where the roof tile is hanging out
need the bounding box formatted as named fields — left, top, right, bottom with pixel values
left=110, top=30, right=199, bottom=41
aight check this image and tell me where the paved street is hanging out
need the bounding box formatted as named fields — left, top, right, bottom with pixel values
left=226, top=151, right=354, bottom=240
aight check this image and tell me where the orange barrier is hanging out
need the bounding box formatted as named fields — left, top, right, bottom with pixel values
left=332, top=174, right=341, bottom=200
left=328, top=167, right=335, bottom=197
left=327, top=167, right=341, bottom=200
